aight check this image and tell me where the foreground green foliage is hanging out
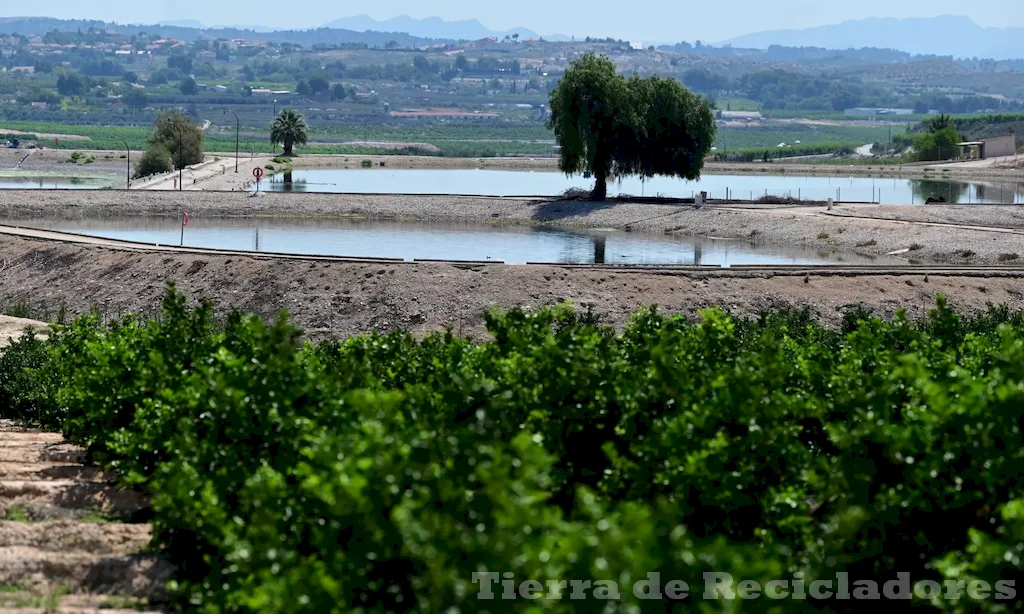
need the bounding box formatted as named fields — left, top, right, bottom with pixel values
left=2, top=290, right=1024, bottom=612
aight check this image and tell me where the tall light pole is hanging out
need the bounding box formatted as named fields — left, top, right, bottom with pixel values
left=272, top=99, right=278, bottom=155
left=173, top=121, right=184, bottom=191
left=224, top=109, right=239, bottom=173
left=114, top=136, right=130, bottom=189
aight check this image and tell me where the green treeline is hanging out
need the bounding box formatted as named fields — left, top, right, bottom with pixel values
left=2, top=287, right=1024, bottom=612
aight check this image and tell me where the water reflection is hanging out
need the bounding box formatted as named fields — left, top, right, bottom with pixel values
left=913, top=180, right=968, bottom=204
left=268, top=170, right=308, bottom=193
left=0, top=175, right=111, bottom=190
left=3, top=216, right=910, bottom=267
left=259, top=169, right=1024, bottom=205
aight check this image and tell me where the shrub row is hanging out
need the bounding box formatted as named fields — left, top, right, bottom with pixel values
left=1, top=289, right=1023, bottom=612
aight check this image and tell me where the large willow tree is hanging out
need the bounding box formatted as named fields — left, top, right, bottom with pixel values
left=548, top=54, right=717, bottom=201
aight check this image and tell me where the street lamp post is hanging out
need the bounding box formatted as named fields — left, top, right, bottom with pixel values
left=272, top=99, right=278, bottom=155
left=173, top=121, right=184, bottom=191
left=224, top=109, right=239, bottom=173
left=114, top=136, right=130, bottom=189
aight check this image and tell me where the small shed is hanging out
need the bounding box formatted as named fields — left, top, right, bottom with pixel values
left=958, top=134, right=1017, bottom=160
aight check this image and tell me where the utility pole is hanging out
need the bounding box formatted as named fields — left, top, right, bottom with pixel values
left=114, top=136, right=130, bottom=189
left=224, top=109, right=239, bottom=173
left=173, top=121, right=184, bottom=191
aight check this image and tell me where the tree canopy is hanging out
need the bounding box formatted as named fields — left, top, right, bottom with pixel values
left=914, top=114, right=962, bottom=161
left=270, top=109, right=309, bottom=157
left=178, top=77, right=198, bottom=96
left=138, top=110, right=204, bottom=177
left=548, top=54, right=716, bottom=200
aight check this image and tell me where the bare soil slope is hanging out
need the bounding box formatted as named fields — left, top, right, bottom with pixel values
left=1, top=234, right=1022, bottom=339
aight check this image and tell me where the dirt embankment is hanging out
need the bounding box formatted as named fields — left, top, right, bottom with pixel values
left=0, top=316, right=47, bottom=350
left=2, top=234, right=1024, bottom=340
left=5, top=190, right=1024, bottom=266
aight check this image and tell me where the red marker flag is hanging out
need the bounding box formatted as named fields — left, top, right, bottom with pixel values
left=182, top=212, right=190, bottom=227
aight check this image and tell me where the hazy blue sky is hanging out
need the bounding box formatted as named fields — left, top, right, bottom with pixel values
left=7, top=1, right=1023, bottom=41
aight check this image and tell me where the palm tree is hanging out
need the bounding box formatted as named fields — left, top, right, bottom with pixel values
left=270, top=109, right=308, bottom=157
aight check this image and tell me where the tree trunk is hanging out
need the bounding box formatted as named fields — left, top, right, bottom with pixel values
left=592, top=175, right=607, bottom=201
left=593, top=235, right=606, bottom=264
left=592, top=170, right=608, bottom=201
left=284, top=139, right=294, bottom=157
left=591, top=153, right=609, bottom=201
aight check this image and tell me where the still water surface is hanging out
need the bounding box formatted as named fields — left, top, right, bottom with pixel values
left=7, top=217, right=906, bottom=266
left=0, top=175, right=113, bottom=189
left=262, top=168, right=1024, bottom=205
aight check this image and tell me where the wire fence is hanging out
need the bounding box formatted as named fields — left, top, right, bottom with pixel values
left=676, top=180, right=1024, bottom=205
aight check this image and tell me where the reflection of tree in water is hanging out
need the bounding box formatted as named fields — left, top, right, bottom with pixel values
left=593, top=235, right=605, bottom=263
left=912, top=180, right=967, bottom=203
left=279, top=171, right=308, bottom=193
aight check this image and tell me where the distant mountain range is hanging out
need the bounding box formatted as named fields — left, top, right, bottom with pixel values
left=323, top=15, right=552, bottom=41
left=0, top=17, right=441, bottom=47
left=157, top=20, right=280, bottom=33
left=722, top=16, right=1024, bottom=60
left=1, top=14, right=1022, bottom=60
left=159, top=15, right=568, bottom=42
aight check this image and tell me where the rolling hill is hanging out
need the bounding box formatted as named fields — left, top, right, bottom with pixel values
left=323, top=15, right=549, bottom=41
left=722, top=16, right=1024, bottom=60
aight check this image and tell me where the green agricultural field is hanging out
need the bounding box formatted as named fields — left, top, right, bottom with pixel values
left=0, top=119, right=907, bottom=159
left=716, top=141, right=860, bottom=161
left=716, top=123, right=906, bottom=150
left=0, top=121, right=558, bottom=157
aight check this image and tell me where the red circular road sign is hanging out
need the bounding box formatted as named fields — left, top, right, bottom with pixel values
left=253, top=167, right=264, bottom=180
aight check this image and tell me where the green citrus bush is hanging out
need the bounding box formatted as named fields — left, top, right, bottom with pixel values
left=2, top=289, right=1022, bottom=612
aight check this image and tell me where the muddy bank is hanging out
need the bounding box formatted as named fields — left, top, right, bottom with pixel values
left=0, top=148, right=138, bottom=177
left=2, top=234, right=1024, bottom=339
left=4, top=190, right=1024, bottom=265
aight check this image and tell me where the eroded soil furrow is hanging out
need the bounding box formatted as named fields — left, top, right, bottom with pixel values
left=0, top=420, right=168, bottom=612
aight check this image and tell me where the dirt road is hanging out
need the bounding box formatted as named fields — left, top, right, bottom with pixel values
left=131, top=154, right=272, bottom=191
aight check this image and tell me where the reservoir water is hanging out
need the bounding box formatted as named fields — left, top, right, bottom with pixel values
left=0, top=175, right=114, bottom=189
left=5, top=217, right=905, bottom=266
left=261, top=168, right=1024, bottom=205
